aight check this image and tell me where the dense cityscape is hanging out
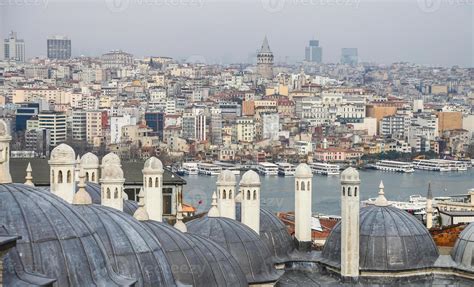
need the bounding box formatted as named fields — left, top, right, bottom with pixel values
left=1, top=3, right=474, bottom=286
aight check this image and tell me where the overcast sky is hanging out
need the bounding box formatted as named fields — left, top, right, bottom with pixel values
left=1, top=0, right=472, bottom=66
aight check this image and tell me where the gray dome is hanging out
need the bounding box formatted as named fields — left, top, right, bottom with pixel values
left=451, top=222, right=474, bottom=269
left=73, top=204, right=176, bottom=286
left=321, top=205, right=439, bottom=271
left=0, top=183, right=135, bottom=286
left=84, top=182, right=138, bottom=215
left=186, top=216, right=283, bottom=284
left=142, top=220, right=247, bottom=286
left=236, top=206, right=296, bottom=263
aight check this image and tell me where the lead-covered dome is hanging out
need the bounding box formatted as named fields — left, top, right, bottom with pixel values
left=80, top=152, right=99, bottom=168
left=240, top=170, right=260, bottom=186
left=451, top=222, right=474, bottom=270
left=49, top=143, right=76, bottom=162
left=142, top=220, right=247, bottom=286
left=186, top=216, right=282, bottom=284
left=0, top=183, right=134, bottom=286
left=73, top=204, right=176, bottom=286
left=321, top=205, right=439, bottom=271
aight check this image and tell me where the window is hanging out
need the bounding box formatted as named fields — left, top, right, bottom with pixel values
left=155, top=177, right=159, bottom=187
left=52, top=171, right=55, bottom=183
left=91, top=172, right=95, bottom=182
left=355, top=187, right=358, bottom=197
left=86, top=172, right=89, bottom=182
left=58, top=170, right=63, bottom=183
left=307, top=181, right=310, bottom=190
left=114, top=188, right=119, bottom=199
left=348, top=187, right=352, bottom=196
left=223, top=189, right=226, bottom=199
left=296, top=181, right=299, bottom=190
left=301, top=181, right=305, bottom=191
left=106, top=188, right=111, bottom=199
left=253, top=190, right=257, bottom=200
left=342, top=186, right=345, bottom=196
left=247, top=190, right=250, bottom=200
left=148, top=177, right=153, bottom=188
left=229, top=190, right=232, bottom=199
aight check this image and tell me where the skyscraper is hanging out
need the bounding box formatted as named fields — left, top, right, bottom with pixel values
left=47, top=36, right=72, bottom=60
left=256, top=36, right=273, bottom=80
left=341, top=48, right=358, bottom=66
left=304, top=40, right=322, bottom=63
left=4, top=31, right=25, bottom=62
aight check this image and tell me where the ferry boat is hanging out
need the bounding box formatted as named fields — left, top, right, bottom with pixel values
left=277, top=163, right=296, bottom=176
left=310, top=162, right=340, bottom=176
left=197, top=163, right=222, bottom=176
left=413, top=159, right=451, bottom=172
left=182, top=162, right=198, bottom=175
left=256, top=162, right=279, bottom=176
left=374, top=160, right=415, bottom=173
left=446, top=160, right=469, bottom=171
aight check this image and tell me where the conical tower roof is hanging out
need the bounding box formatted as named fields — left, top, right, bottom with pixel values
left=260, top=36, right=272, bottom=53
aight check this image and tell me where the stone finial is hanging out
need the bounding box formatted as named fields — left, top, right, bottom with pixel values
left=133, top=188, right=149, bottom=221
left=427, top=182, right=433, bottom=200
left=174, top=203, right=187, bottom=232
left=374, top=180, right=389, bottom=207
left=24, top=162, right=34, bottom=186
left=207, top=192, right=220, bottom=217
left=72, top=169, right=92, bottom=205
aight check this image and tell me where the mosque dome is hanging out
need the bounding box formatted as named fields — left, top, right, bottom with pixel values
left=80, top=152, right=99, bottom=168
left=451, top=222, right=474, bottom=270
left=0, top=183, right=135, bottom=286
left=73, top=204, right=176, bottom=286
left=295, top=163, right=312, bottom=178
left=186, top=216, right=283, bottom=284
left=239, top=170, right=260, bottom=186
left=321, top=205, right=439, bottom=271
left=143, top=157, right=163, bottom=172
left=236, top=206, right=295, bottom=263
left=142, top=220, right=247, bottom=286
left=49, top=143, right=76, bottom=163
left=217, top=169, right=236, bottom=184
left=101, top=164, right=124, bottom=180
left=84, top=182, right=138, bottom=215
left=102, top=152, right=121, bottom=167
left=340, top=167, right=360, bottom=183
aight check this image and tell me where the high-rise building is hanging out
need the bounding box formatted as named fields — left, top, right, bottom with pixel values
left=181, top=112, right=206, bottom=142
left=15, top=103, right=39, bottom=132
left=4, top=31, right=25, bottom=62
left=110, top=114, right=136, bottom=144
left=86, top=111, right=103, bottom=145
left=256, top=36, right=273, bottom=80
left=304, top=40, right=322, bottom=63
left=0, top=66, right=4, bottom=86
left=210, top=107, right=222, bottom=145
left=38, top=112, right=67, bottom=146
left=262, top=113, right=279, bottom=140
left=72, top=110, right=87, bottom=142
left=145, top=112, right=165, bottom=140
left=47, top=36, right=72, bottom=60
left=341, top=48, right=358, bottom=66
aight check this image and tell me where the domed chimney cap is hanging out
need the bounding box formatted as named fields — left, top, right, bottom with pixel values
left=240, top=170, right=260, bottom=186
left=101, top=164, right=124, bottom=181
left=80, top=152, right=99, bottom=168
left=101, top=152, right=121, bottom=167
left=49, top=143, right=76, bottom=163
left=143, top=156, right=163, bottom=173
left=340, top=167, right=360, bottom=183
left=295, top=163, right=312, bottom=178
left=217, top=169, right=236, bottom=184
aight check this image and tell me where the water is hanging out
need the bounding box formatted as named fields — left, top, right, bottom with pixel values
left=183, top=169, right=474, bottom=215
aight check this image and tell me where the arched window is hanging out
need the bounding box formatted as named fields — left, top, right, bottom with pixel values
left=67, top=170, right=71, bottom=183
left=86, top=172, right=90, bottom=182
left=223, top=189, right=226, bottom=199
left=114, top=188, right=119, bottom=199
left=52, top=171, right=55, bottom=183
left=307, top=181, right=311, bottom=190
left=106, top=188, right=111, bottom=199
left=148, top=177, right=153, bottom=188
left=342, top=186, right=345, bottom=196
left=58, top=170, right=63, bottom=183
left=348, top=187, right=352, bottom=196
left=91, top=172, right=95, bottom=182
left=354, top=187, right=358, bottom=197
left=155, top=177, right=159, bottom=187
left=253, top=190, right=257, bottom=200
left=296, top=181, right=299, bottom=190
left=229, top=190, right=232, bottom=199
left=247, top=190, right=250, bottom=200
left=301, top=181, right=305, bottom=191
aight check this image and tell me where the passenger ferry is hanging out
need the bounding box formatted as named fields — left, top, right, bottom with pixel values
left=182, top=162, right=198, bottom=175
left=413, top=159, right=451, bottom=172
left=197, top=163, right=222, bottom=176
left=256, top=162, right=279, bottom=176
left=374, top=160, right=415, bottom=173
left=310, top=162, right=340, bottom=176
left=277, top=163, right=296, bottom=176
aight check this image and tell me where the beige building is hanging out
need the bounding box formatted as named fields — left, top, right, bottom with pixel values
left=437, top=111, right=463, bottom=134
left=86, top=111, right=103, bottom=145
left=235, top=117, right=255, bottom=143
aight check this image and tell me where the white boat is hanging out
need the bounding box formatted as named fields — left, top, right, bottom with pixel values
left=277, top=163, right=296, bottom=176
left=413, top=159, right=451, bottom=172
left=446, top=160, right=469, bottom=171
left=310, top=162, right=340, bottom=176
left=256, top=162, right=278, bottom=176
left=197, top=163, right=222, bottom=176
left=182, top=162, right=198, bottom=175
left=374, top=160, right=414, bottom=173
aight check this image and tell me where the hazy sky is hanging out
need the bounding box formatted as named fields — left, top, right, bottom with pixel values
left=1, top=0, right=473, bottom=66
